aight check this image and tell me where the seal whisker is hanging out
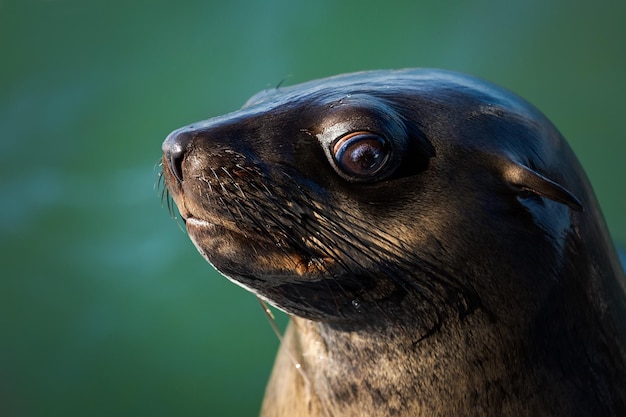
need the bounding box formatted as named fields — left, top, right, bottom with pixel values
left=155, top=165, right=176, bottom=217
left=232, top=180, right=377, bottom=312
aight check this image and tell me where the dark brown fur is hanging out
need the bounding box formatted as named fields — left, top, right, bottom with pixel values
left=161, top=69, right=626, bottom=416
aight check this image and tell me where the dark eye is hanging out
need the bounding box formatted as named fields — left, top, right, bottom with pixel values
left=332, top=132, right=390, bottom=179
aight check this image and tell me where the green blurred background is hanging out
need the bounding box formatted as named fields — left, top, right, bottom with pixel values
left=1, top=0, right=624, bottom=416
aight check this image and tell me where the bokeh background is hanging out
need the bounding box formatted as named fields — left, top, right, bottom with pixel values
left=1, top=0, right=624, bottom=416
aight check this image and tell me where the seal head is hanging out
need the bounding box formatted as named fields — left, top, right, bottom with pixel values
left=161, top=69, right=626, bottom=416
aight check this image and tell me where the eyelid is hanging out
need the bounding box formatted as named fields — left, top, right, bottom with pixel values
left=332, top=131, right=374, bottom=155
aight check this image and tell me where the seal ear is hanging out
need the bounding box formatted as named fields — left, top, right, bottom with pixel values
left=503, top=163, right=583, bottom=212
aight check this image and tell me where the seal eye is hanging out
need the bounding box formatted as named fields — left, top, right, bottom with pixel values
left=332, top=132, right=390, bottom=179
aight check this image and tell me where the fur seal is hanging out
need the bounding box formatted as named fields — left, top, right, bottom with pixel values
left=160, top=69, right=626, bottom=416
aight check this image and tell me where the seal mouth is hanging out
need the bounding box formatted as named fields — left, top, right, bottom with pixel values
left=160, top=159, right=260, bottom=242
left=184, top=216, right=220, bottom=236
left=184, top=216, right=211, bottom=229
left=184, top=214, right=271, bottom=243
left=179, top=204, right=336, bottom=280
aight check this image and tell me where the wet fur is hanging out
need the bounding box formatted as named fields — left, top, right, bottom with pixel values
left=161, top=69, right=626, bottom=416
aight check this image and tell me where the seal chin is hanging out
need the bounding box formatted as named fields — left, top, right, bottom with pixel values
left=185, top=215, right=248, bottom=241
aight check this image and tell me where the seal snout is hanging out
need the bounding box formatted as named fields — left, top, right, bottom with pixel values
left=162, top=128, right=194, bottom=183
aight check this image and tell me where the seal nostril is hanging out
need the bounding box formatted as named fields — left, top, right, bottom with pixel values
left=162, top=130, right=193, bottom=183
